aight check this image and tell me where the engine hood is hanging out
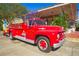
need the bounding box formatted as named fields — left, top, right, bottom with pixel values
left=37, top=25, right=64, bottom=32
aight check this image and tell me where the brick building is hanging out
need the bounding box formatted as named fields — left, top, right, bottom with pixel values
left=25, top=3, right=77, bottom=27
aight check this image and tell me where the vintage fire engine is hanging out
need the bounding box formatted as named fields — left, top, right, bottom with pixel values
left=4, top=18, right=65, bottom=53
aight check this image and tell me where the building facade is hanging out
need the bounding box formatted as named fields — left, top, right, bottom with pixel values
left=25, top=3, right=77, bottom=27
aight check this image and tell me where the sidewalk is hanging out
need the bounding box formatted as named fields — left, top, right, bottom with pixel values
left=65, top=31, right=79, bottom=42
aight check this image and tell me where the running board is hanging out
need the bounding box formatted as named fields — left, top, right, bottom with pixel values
left=14, top=36, right=34, bottom=44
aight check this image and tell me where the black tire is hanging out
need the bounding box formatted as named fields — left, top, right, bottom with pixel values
left=9, top=32, right=14, bottom=40
left=52, top=47, right=60, bottom=51
left=37, top=36, right=51, bottom=53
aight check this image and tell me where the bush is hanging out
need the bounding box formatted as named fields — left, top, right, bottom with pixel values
left=51, top=15, right=68, bottom=30
left=75, top=20, right=79, bottom=31
left=0, top=19, right=3, bottom=31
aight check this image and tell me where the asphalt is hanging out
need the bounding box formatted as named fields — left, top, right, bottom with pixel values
left=0, top=32, right=79, bottom=56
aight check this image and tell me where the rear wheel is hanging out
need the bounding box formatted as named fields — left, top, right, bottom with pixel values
left=37, top=36, right=51, bottom=53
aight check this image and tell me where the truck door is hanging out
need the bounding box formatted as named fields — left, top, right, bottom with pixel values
left=21, top=21, right=36, bottom=43
left=23, top=20, right=36, bottom=41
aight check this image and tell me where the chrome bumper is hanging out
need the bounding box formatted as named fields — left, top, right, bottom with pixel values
left=53, top=39, right=64, bottom=48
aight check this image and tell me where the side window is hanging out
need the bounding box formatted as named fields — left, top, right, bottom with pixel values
left=31, top=20, right=37, bottom=25
left=32, top=20, right=45, bottom=25
left=24, top=20, right=32, bottom=26
left=28, top=20, right=36, bottom=26
left=29, top=20, right=33, bottom=25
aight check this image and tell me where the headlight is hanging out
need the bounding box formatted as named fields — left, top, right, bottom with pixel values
left=62, top=27, right=64, bottom=30
left=57, top=34, right=60, bottom=39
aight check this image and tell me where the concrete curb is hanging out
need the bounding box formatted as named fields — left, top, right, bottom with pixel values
left=65, top=38, right=79, bottom=42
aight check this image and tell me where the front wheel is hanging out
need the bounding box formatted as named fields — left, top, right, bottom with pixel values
left=37, top=36, right=51, bottom=53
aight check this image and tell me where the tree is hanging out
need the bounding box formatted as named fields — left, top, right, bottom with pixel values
left=75, top=19, right=79, bottom=31
left=0, top=19, right=3, bottom=31
left=51, top=14, right=68, bottom=30
left=51, top=5, right=72, bottom=31
left=0, top=3, right=29, bottom=31
left=0, top=3, right=28, bottom=20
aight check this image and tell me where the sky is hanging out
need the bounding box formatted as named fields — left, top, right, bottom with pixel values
left=21, top=3, right=79, bottom=17
left=21, top=3, right=57, bottom=11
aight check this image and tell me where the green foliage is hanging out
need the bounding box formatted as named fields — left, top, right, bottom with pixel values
left=75, top=20, right=79, bottom=31
left=51, top=15, right=68, bottom=30
left=0, top=3, right=28, bottom=20
left=0, top=19, right=3, bottom=31
left=0, top=3, right=29, bottom=30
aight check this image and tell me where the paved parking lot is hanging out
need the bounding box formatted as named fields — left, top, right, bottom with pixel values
left=0, top=32, right=79, bottom=56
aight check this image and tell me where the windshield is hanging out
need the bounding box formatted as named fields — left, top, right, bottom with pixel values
left=30, top=20, right=46, bottom=25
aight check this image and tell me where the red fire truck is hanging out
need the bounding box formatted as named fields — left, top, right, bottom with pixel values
left=5, top=18, right=65, bottom=53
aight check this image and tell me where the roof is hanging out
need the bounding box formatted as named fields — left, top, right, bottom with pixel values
left=26, top=3, right=70, bottom=16
left=37, top=3, right=70, bottom=12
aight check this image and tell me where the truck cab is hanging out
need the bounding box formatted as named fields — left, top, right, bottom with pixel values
left=8, top=17, right=65, bottom=53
